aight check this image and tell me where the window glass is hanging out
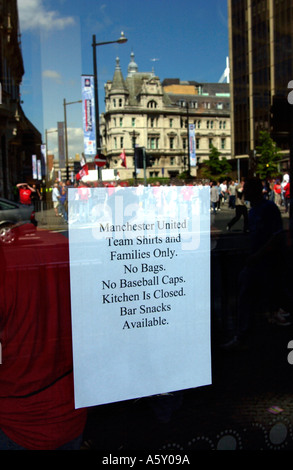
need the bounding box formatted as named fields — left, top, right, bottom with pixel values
left=4, top=0, right=288, bottom=455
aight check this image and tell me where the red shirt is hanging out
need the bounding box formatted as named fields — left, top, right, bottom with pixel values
left=284, top=182, right=290, bottom=198
left=0, top=230, right=86, bottom=449
left=78, top=185, right=90, bottom=201
left=19, top=188, right=32, bottom=205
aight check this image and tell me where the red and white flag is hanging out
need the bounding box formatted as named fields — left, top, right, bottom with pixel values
left=120, top=149, right=127, bottom=168
left=76, top=164, right=89, bottom=180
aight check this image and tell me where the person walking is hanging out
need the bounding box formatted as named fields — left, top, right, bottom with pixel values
left=228, top=180, right=237, bottom=209
left=222, top=177, right=292, bottom=349
left=59, top=182, right=68, bottom=222
left=220, top=180, right=228, bottom=204
left=226, top=180, right=248, bottom=232
left=273, top=179, right=282, bottom=208
left=31, top=184, right=42, bottom=211
left=52, top=183, right=61, bottom=217
left=284, top=181, right=290, bottom=214
left=210, top=181, right=219, bottom=214
left=216, top=181, right=222, bottom=211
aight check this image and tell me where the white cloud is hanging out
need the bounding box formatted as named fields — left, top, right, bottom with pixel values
left=18, top=0, right=75, bottom=32
left=67, top=127, right=84, bottom=157
left=48, top=127, right=84, bottom=158
left=42, top=69, right=62, bottom=83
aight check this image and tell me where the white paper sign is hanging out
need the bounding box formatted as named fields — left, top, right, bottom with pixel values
left=69, top=185, right=211, bottom=408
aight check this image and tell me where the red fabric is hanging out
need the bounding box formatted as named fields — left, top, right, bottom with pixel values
left=78, top=185, right=90, bottom=200
left=76, top=164, right=88, bottom=181
left=120, top=149, right=127, bottom=168
left=0, top=230, right=86, bottom=449
left=19, top=188, right=32, bottom=205
left=284, top=182, right=290, bottom=198
left=181, top=185, right=193, bottom=201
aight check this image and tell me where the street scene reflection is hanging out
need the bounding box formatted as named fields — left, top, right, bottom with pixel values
left=1, top=0, right=293, bottom=454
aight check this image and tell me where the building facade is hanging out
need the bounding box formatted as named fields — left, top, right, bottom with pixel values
left=228, top=0, right=293, bottom=174
left=101, top=53, right=231, bottom=180
left=0, top=0, right=42, bottom=199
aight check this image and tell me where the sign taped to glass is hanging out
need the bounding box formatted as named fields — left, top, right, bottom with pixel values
left=68, top=186, right=211, bottom=409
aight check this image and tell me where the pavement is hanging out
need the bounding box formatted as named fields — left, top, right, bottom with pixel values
left=35, top=203, right=293, bottom=453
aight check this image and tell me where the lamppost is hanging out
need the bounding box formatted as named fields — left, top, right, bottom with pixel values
left=63, top=98, right=82, bottom=180
left=92, top=31, right=127, bottom=179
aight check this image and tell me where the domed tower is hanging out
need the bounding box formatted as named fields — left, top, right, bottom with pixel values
left=127, top=51, right=138, bottom=77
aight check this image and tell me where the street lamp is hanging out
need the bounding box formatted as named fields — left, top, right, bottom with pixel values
left=92, top=31, right=127, bottom=178
left=63, top=98, right=82, bottom=180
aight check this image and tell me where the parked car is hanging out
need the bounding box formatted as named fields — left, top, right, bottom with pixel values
left=0, top=198, right=37, bottom=244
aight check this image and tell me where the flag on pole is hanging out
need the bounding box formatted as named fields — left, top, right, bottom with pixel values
left=76, top=164, right=89, bottom=181
left=120, top=149, right=127, bottom=168
left=80, top=155, right=87, bottom=167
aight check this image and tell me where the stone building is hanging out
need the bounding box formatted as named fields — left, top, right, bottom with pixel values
left=0, top=0, right=42, bottom=199
left=228, top=0, right=293, bottom=175
left=101, top=53, right=231, bottom=180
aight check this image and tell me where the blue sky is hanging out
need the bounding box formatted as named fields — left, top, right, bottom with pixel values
left=18, top=0, right=229, bottom=158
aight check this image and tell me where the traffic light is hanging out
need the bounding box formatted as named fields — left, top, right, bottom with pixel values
left=74, top=161, right=81, bottom=173
left=134, top=148, right=156, bottom=168
left=146, top=154, right=155, bottom=167
left=134, top=147, right=144, bottom=168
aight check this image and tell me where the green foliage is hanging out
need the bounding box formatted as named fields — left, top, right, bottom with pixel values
left=255, top=130, right=282, bottom=179
left=177, top=171, right=190, bottom=180
left=201, top=145, right=232, bottom=180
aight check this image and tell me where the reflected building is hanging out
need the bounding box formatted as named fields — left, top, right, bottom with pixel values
left=0, top=0, right=42, bottom=199
left=228, top=0, right=293, bottom=175
left=101, top=53, right=231, bottom=180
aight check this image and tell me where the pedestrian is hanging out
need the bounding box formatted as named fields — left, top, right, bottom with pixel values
left=30, top=184, right=42, bottom=211
left=59, top=182, right=68, bottom=222
left=226, top=180, right=248, bottom=232
left=222, top=177, right=292, bottom=349
left=273, top=179, right=282, bottom=208
left=269, top=179, right=275, bottom=201
left=216, top=181, right=222, bottom=211
left=228, top=180, right=237, bottom=209
left=220, top=180, right=228, bottom=204
left=210, top=181, right=219, bottom=214
left=261, top=180, right=269, bottom=199
left=16, top=182, right=36, bottom=205
left=284, top=181, right=290, bottom=214
left=52, top=183, right=60, bottom=217
left=281, top=172, right=289, bottom=207
left=0, top=231, right=87, bottom=449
